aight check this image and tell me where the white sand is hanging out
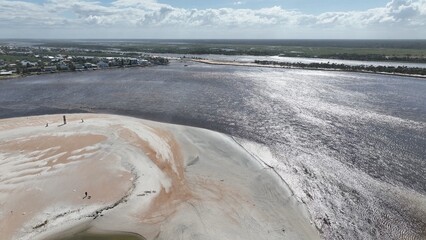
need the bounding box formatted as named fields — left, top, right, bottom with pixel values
left=0, top=114, right=320, bottom=240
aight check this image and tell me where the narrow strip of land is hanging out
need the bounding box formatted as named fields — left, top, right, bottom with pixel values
left=192, top=59, right=426, bottom=79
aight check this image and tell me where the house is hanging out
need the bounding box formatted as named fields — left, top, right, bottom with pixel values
left=0, top=70, right=12, bottom=75
left=108, top=59, right=120, bottom=67
left=45, top=55, right=60, bottom=62
left=84, top=62, right=97, bottom=69
left=21, top=60, right=37, bottom=67
left=138, top=59, right=149, bottom=66
left=74, top=64, right=85, bottom=71
left=128, top=58, right=138, bottom=65
left=27, top=67, right=42, bottom=73
left=57, top=62, right=69, bottom=71
left=97, top=61, right=109, bottom=69
left=43, top=66, right=57, bottom=72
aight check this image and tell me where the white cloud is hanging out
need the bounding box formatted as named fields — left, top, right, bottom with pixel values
left=0, top=0, right=425, bottom=38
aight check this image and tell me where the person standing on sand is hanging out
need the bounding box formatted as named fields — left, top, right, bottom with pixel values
left=63, top=115, right=67, bottom=125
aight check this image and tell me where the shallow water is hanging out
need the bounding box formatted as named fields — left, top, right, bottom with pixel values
left=0, top=61, right=425, bottom=239
left=51, top=232, right=144, bottom=240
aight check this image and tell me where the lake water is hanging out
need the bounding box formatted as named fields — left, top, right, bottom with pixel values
left=0, top=61, right=425, bottom=239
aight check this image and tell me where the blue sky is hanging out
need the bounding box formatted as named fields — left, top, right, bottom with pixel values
left=0, top=0, right=425, bottom=39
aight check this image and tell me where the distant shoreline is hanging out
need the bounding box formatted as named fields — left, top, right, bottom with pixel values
left=192, top=59, right=426, bottom=79
left=2, top=59, right=425, bottom=81
left=0, top=64, right=152, bottom=81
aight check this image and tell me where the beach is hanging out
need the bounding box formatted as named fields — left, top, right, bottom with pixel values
left=0, top=113, right=319, bottom=240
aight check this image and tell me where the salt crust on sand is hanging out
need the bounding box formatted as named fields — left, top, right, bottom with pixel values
left=0, top=114, right=319, bottom=240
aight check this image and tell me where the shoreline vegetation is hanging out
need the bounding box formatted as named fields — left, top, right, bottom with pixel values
left=192, top=59, right=426, bottom=79
left=254, top=60, right=426, bottom=77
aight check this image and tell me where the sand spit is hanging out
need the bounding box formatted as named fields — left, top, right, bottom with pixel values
left=0, top=114, right=319, bottom=240
left=192, top=59, right=271, bottom=68
left=192, top=59, right=426, bottom=79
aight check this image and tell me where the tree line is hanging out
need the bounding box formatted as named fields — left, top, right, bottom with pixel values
left=254, top=60, right=426, bottom=76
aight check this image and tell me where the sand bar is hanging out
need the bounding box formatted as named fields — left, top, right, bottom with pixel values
left=0, top=114, right=319, bottom=240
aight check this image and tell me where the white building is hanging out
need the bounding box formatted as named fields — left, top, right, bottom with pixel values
left=0, top=70, right=12, bottom=75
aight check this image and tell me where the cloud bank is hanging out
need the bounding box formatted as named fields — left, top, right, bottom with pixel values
left=0, top=0, right=425, bottom=38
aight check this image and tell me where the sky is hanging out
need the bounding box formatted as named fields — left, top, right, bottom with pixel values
left=0, top=0, right=425, bottom=39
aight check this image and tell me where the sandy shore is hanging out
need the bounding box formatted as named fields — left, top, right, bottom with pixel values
left=0, top=114, right=319, bottom=240
left=192, top=59, right=277, bottom=68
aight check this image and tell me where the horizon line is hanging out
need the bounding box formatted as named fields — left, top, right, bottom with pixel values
left=1, top=38, right=426, bottom=41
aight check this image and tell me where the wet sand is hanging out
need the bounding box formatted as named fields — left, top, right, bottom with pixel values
left=0, top=114, right=319, bottom=240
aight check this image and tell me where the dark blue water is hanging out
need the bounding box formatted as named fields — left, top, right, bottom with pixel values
left=0, top=61, right=425, bottom=239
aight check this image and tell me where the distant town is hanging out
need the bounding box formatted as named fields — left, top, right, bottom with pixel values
left=0, top=44, right=169, bottom=79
